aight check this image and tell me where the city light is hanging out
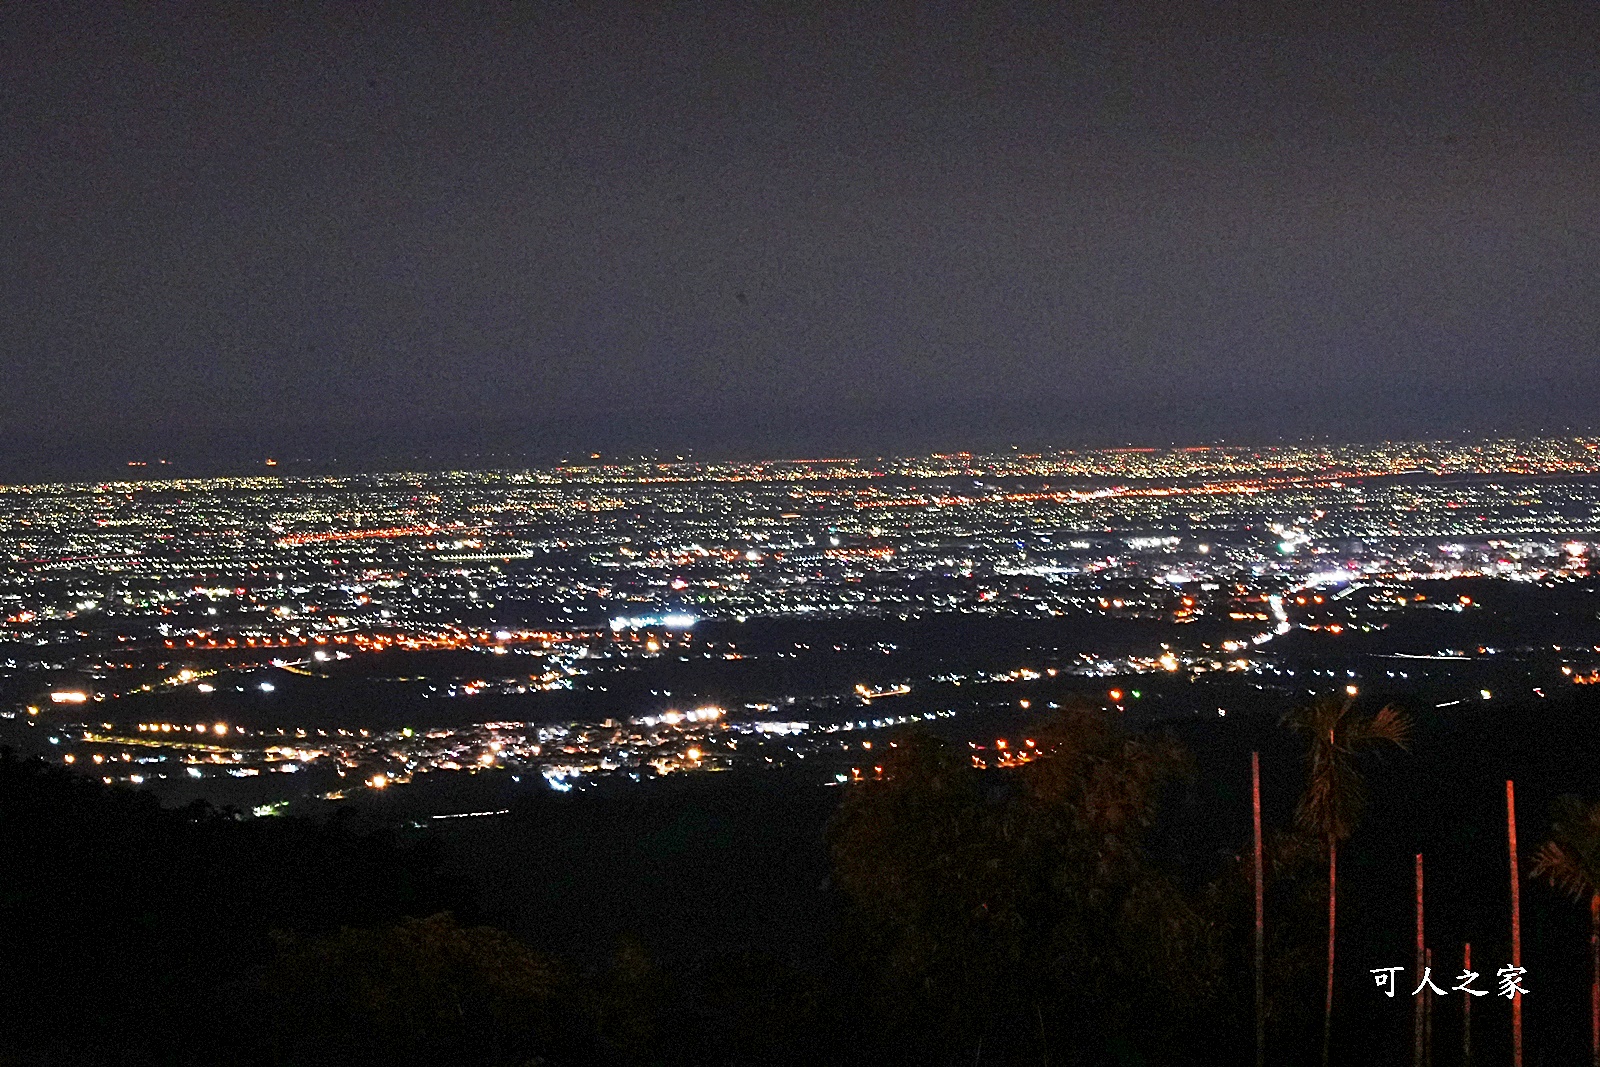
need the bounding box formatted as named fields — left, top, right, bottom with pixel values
left=4, top=436, right=1596, bottom=797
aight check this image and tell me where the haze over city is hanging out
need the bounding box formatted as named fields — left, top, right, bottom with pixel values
left=6, top=2, right=1600, bottom=481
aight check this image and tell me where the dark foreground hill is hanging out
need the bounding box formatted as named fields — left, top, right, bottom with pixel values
left=1, top=684, right=1597, bottom=1065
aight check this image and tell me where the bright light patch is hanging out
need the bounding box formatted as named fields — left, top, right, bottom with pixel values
left=611, top=613, right=698, bottom=630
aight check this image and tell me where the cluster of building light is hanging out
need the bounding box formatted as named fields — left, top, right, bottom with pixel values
left=3, top=435, right=1599, bottom=799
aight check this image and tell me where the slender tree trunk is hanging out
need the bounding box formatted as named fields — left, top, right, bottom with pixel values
left=1463, top=942, right=1473, bottom=1067
left=1507, top=780, right=1522, bottom=1067
left=1323, top=834, right=1336, bottom=1067
left=1415, top=853, right=1425, bottom=1067
left=1590, top=892, right=1598, bottom=1067
left=1253, top=751, right=1265, bottom=1067
left=1425, top=947, right=1433, bottom=1067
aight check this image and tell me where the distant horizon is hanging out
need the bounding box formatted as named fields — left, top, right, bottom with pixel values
left=8, top=428, right=1599, bottom=490
left=10, top=3, right=1600, bottom=497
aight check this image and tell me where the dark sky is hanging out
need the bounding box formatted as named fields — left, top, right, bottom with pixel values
left=4, top=2, right=1599, bottom=478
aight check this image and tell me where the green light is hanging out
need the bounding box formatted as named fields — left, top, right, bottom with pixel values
left=1131, top=690, right=1142, bottom=699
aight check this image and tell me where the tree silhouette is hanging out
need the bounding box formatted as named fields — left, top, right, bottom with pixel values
left=1203, top=823, right=1327, bottom=1060
left=264, top=913, right=566, bottom=1066
left=0, top=748, right=473, bottom=1062
left=1284, top=694, right=1410, bottom=1067
left=1530, top=794, right=1600, bottom=1067
left=828, top=704, right=1215, bottom=1064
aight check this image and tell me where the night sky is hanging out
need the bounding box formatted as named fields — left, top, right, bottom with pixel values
left=4, top=2, right=1599, bottom=479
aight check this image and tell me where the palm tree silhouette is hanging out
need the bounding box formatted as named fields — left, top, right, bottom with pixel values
left=1285, top=693, right=1410, bottom=1067
left=1530, top=795, right=1600, bottom=1067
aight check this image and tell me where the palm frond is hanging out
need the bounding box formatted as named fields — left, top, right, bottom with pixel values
left=1530, top=841, right=1593, bottom=901
left=1281, top=695, right=1343, bottom=737
left=1348, top=704, right=1410, bottom=751
left=1530, top=795, right=1600, bottom=903
left=1286, top=696, right=1408, bottom=843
